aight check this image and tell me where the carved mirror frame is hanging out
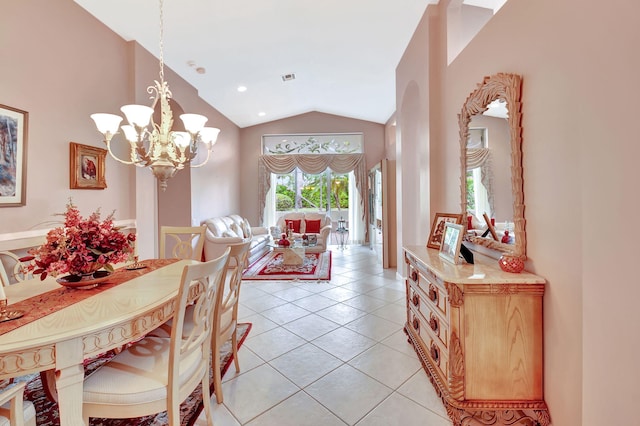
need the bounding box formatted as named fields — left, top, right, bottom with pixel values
left=459, top=73, right=526, bottom=259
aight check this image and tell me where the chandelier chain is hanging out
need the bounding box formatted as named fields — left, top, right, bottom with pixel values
left=158, top=0, right=165, bottom=83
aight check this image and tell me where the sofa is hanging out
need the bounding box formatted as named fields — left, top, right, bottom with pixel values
left=272, top=212, right=332, bottom=253
left=201, top=214, right=270, bottom=265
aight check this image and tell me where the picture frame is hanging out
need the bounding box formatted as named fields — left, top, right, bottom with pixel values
left=482, top=212, right=499, bottom=241
left=439, top=222, right=464, bottom=264
left=70, top=142, right=107, bottom=190
left=0, top=104, right=28, bottom=206
left=427, top=212, right=464, bottom=249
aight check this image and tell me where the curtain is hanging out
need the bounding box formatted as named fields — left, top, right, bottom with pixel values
left=348, top=171, right=365, bottom=244
left=263, top=174, right=276, bottom=233
left=258, top=154, right=368, bottom=241
left=466, top=148, right=495, bottom=217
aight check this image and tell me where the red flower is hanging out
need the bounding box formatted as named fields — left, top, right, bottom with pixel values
left=27, top=201, right=136, bottom=280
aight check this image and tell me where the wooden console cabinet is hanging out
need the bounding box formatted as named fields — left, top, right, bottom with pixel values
left=403, top=246, right=550, bottom=425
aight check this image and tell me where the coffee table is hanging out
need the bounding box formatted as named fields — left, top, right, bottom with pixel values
left=269, top=244, right=306, bottom=265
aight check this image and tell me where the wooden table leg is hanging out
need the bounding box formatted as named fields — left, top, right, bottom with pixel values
left=54, top=339, right=86, bottom=426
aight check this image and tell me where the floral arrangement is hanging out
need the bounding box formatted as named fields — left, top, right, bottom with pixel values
left=27, top=201, right=136, bottom=280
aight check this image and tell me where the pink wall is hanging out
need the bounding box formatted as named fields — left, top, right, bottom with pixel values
left=397, top=0, right=640, bottom=424
left=395, top=7, right=436, bottom=267
left=238, top=111, right=385, bottom=226
left=0, top=1, right=135, bottom=232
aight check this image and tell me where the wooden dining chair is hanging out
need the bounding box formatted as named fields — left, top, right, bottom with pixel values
left=0, top=251, right=32, bottom=287
left=81, top=248, right=231, bottom=425
left=147, top=241, right=251, bottom=403
left=212, top=240, right=251, bottom=404
left=0, top=382, right=37, bottom=426
left=159, top=225, right=207, bottom=261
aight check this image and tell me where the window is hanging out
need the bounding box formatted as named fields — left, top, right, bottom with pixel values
left=466, top=127, right=490, bottom=218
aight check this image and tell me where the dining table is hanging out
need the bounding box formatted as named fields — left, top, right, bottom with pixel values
left=0, top=258, right=199, bottom=426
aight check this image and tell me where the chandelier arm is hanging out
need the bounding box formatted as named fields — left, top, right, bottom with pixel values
left=188, top=146, right=212, bottom=168
left=103, top=137, right=144, bottom=166
left=133, top=126, right=154, bottom=166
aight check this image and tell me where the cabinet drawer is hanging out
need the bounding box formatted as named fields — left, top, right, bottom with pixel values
left=408, top=256, right=445, bottom=289
left=409, top=311, right=449, bottom=381
left=427, top=336, right=448, bottom=382
left=409, top=297, right=449, bottom=349
left=415, top=274, right=448, bottom=317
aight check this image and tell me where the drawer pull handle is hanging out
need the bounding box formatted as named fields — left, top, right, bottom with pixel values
left=429, top=313, right=439, bottom=334
left=411, top=270, right=418, bottom=282
left=430, top=343, right=440, bottom=366
left=412, top=316, right=420, bottom=332
left=412, top=293, right=420, bottom=307
left=428, top=284, right=438, bottom=303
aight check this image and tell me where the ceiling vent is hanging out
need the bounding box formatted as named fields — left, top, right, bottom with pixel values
left=281, top=73, right=296, bottom=82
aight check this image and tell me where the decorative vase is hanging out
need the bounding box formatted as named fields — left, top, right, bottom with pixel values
left=56, top=270, right=111, bottom=289
left=498, top=254, right=525, bottom=273
left=277, top=234, right=290, bottom=247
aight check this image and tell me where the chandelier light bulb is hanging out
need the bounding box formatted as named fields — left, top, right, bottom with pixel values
left=90, top=113, right=123, bottom=135
left=120, top=125, right=138, bottom=143
left=172, top=131, right=191, bottom=148
left=180, top=113, right=207, bottom=134
left=120, top=104, right=154, bottom=128
left=199, top=127, right=220, bottom=146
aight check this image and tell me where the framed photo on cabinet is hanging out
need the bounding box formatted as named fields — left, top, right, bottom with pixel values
left=69, top=142, right=107, bottom=189
left=0, top=104, right=28, bottom=206
left=439, top=222, right=464, bottom=264
left=427, top=212, right=463, bottom=250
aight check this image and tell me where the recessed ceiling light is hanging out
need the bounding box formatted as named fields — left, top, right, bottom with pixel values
left=237, top=86, right=247, bottom=92
left=258, top=112, right=266, bottom=117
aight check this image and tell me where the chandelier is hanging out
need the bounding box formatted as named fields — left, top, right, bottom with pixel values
left=90, top=0, right=219, bottom=191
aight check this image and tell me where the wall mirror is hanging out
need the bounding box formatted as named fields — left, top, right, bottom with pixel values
left=459, top=73, right=526, bottom=259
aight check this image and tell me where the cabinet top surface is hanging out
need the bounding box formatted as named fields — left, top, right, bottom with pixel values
left=403, top=245, right=546, bottom=285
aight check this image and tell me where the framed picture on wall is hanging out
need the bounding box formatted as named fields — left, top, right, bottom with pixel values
left=70, top=142, right=107, bottom=189
left=427, top=212, right=463, bottom=250
left=0, top=104, right=28, bottom=206
left=439, top=222, right=464, bottom=264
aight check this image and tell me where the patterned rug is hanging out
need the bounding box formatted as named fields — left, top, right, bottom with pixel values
left=19, top=323, right=252, bottom=426
left=242, top=250, right=331, bottom=280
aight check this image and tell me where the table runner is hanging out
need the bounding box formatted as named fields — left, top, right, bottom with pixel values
left=0, top=259, right=180, bottom=336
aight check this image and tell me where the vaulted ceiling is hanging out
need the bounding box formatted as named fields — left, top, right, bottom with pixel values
left=74, top=0, right=502, bottom=128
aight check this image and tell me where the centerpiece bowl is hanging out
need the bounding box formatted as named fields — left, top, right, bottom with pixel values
left=56, top=270, right=112, bottom=290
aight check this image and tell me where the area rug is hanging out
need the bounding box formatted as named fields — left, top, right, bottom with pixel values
left=243, top=250, right=331, bottom=281
left=19, top=323, right=252, bottom=426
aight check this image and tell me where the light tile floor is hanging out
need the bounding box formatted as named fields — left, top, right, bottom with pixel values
left=197, top=244, right=453, bottom=426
